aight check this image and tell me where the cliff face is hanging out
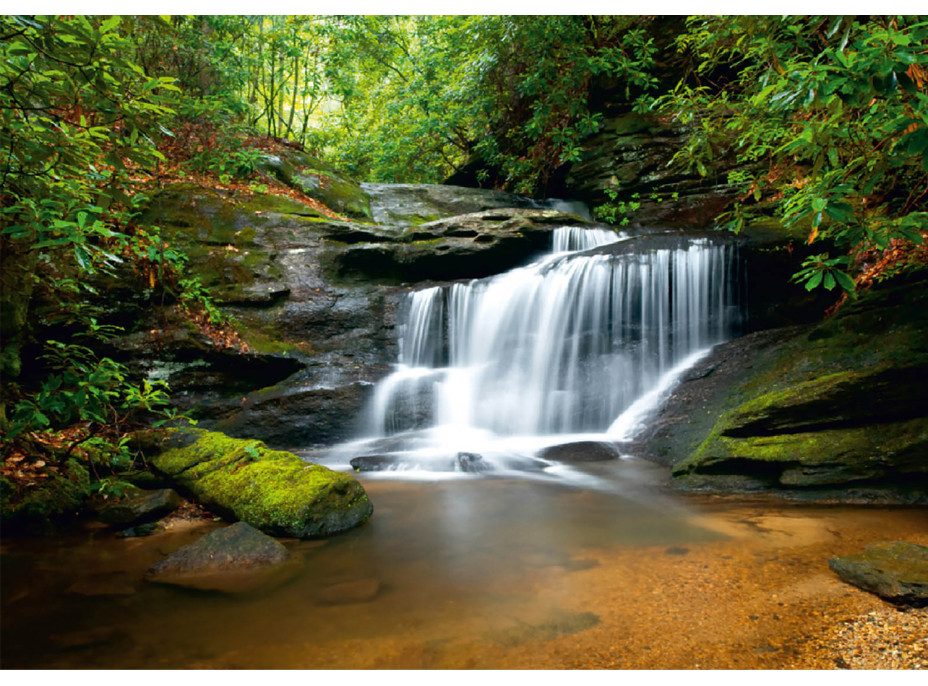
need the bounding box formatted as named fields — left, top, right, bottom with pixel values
left=102, top=171, right=591, bottom=449
left=639, top=275, right=928, bottom=502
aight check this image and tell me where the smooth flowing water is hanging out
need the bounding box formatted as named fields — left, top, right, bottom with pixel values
left=4, top=477, right=925, bottom=669
left=334, top=226, right=742, bottom=474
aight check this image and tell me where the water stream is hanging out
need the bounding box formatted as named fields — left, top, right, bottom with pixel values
left=329, top=225, right=742, bottom=476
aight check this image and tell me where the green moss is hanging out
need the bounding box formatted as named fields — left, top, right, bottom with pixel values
left=0, top=458, right=91, bottom=529
left=147, top=428, right=372, bottom=537
left=238, top=328, right=310, bottom=355
left=671, top=280, right=928, bottom=492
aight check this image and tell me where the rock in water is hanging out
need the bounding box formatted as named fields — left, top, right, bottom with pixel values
left=350, top=455, right=401, bottom=472
left=829, top=542, right=928, bottom=606
left=537, top=441, right=620, bottom=462
left=145, top=522, right=294, bottom=593
left=456, top=452, right=490, bottom=473
left=137, top=428, right=373, bottom=538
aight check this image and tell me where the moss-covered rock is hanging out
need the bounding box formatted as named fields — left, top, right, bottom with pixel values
left=0, top=458, right=91, bottom=532
left=647, top=275, right=928, bottom=500
left=142, top=428, right=372, bottom=537
left=259, top=151, right=373, bottom=221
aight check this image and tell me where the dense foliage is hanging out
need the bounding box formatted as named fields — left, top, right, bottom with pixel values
left=660, top=16, right=928, bottom=292
left=1, top=15, right=180, bottom=455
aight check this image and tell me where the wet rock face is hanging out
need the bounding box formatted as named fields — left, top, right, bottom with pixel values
left=564, top=112, right=742, bottom=228
left=829, top=542, right=928, bottom=606
left=328, top=208, right=590, bottom=283
left=645, top=276, right=928, bottom=502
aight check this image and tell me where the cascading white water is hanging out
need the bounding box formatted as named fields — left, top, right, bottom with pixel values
left=348, top=226, right=742, bottom=474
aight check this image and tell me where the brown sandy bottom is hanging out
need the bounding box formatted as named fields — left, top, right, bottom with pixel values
left=1, top=475, right=926, bottom=669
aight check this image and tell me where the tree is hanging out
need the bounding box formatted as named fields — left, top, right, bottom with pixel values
left=657, top=15, right=928, bottom=292
left=1, top=15, right=178, bottom=448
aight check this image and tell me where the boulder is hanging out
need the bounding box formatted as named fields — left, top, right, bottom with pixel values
left=361, top=182, right=571, bottom=226
left=145, top=521, right=295, bottom=593
left=141, top=428, right=373, bottom=537
left=350, top=455, right=401, bottom=472
left=537, top=441, right=620, bottom=462
left=92, top=487, right=181, bottom=526
left=648, top=276, right=928, bottom=501
left=259, top=151, right=373, bottom=221
left=829, top=542, right=928, bottom=606
left=328, top=208, right=591, bottom=283
left=456, top=452, right=489, bottom=473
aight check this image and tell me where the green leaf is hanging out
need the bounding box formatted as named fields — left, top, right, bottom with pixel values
left=833, top=270, right=856, bottom=292
left=805, top=271, right=824, bottom=290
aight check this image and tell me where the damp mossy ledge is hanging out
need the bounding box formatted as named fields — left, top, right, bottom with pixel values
left=141, top=428, right=373, bottom=538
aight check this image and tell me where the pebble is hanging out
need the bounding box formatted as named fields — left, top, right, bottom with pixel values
left=795, top=606, right=927, bottom=669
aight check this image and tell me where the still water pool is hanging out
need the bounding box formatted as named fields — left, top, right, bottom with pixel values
left=2, top=461, right=926, bottom=669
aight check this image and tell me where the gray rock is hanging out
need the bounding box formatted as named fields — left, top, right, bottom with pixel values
left=93, top=488, right=181, bottom=526
left=350, top=455, right=401, bottom=472
left=829, top=542, right=928, bottom=606
left=362, top=182, right=547, bottom=226
left=456, top=452, right=490, bottom=473
left=145, top=521, right=294, bottom=593
left=537, top=441, right=620, bottom=462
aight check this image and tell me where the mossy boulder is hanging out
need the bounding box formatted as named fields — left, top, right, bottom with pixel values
left=0, top=458, right=91, bottom=533
left=645, top=275, right=928, bottom=500
left=140, top=428, right=372, bottom=537
left=259, top=151, right=373, bottom=221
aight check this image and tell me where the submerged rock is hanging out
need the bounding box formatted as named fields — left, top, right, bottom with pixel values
left=829, top=542, right=928, bottom=606
left=316, top=578, right=382, bottom=606
left=140, top=428, right=373, bottom=538
left=145, top=521, right=295, bottom=593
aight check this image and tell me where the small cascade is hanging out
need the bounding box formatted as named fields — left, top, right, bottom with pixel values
left=347, top=226, right=743, bottom=475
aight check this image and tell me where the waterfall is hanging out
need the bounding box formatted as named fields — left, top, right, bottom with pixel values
left=350, top=226, right=742, bottom=473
